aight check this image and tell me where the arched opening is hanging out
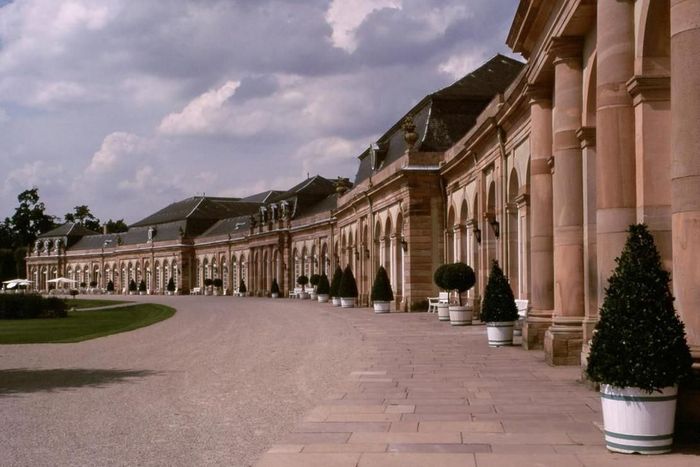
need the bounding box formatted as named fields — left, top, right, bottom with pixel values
left=446, top=205, right=455, bottom=262
left=486, top=182, right=497, bottom=269
left=459, top=199, right=469, bottom=263
left=383, top=217, right=393, bottom=282
left=395, top=213, right=404, bottom=301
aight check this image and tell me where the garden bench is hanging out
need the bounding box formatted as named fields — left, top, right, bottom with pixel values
left=190, top=287, right=201, bottom=295
left=427, top=291, right=449, bottom=312
left=514, top=299, right=529, bottom=335
left=289, top=287, right=303, bottom=298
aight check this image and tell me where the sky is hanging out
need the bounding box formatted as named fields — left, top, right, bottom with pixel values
left=0, top=0, right=520, bottom=224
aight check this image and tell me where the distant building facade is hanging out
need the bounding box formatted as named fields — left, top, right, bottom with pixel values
left=26, top=0, right=700, bottom=379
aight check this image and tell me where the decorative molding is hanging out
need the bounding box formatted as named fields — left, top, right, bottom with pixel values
left=626, top=75, right=670, bottom=105
left=548, top=36, right=584, bottom=64
left=576, top=126, right=596, bottom=149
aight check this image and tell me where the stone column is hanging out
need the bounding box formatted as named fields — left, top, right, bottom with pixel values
left=577, top=127, right=598, bottom=346
left=453, top=224, right=464, bottom=263
left=596, top=0, right=637, bottom=307
left=390, top=234, right=398, bottom=290
left=524, top=84, right=554, bottom=350
left=671, top=0, right=700, bottom=358
left=515, top=193, right=530, bottom=299
left=544, top=37, right=585, bottom=366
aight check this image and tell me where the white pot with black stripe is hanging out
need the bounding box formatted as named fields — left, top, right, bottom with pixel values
left=436, top=303, right=450, bottom=321
left=485, top=321, right=515, bottom=346
left=600, top=384, right=677, bottom=454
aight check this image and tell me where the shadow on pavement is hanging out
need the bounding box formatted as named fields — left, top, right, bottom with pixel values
left=0, top=368, right=159, bottom=396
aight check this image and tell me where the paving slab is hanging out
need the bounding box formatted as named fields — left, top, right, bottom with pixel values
left=255, top=305, right=698, bottom=466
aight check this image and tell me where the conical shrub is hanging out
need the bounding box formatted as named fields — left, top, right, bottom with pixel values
left=480, top=260, right=518, bottom=322
left=270, top=278, right=280, bottom=295
left=338, top=265, right=358, bottom=298
left=371, top=266, right=394, bottom=302
left=316, top=273, right=330, bottom=294
left=329, top=265, right=343, bottom=298
left=586, top=224, right=692, bottom=392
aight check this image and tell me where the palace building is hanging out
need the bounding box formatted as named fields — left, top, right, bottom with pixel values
left=26, top=0, right=700, bottom=386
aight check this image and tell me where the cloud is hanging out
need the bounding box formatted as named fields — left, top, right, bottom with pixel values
left=86, top=132, right=152, bottom=174
left=325, top=0, right=401, bottom=52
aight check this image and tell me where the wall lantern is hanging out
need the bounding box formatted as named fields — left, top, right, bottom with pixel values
left=400, top=238, right=408, bottom=252
left=489, top=217, right=500, bottom=238
left=364, top=248, right=370, bottom=259
left=474, top=226, right=482, bottom=244
left=354, top=249, right=360, bottom=261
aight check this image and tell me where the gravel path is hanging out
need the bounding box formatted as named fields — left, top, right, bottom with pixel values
left=0, top=296, right=366, bottom=467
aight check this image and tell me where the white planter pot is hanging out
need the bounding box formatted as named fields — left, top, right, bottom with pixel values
left=310, top=292, right=318, bottom=300
left=600, top=385, right=677, bottom=454
left=332, top=297, right=341, bottom=306
left=340, top=297, right=356, bottom=308
left=299, top=292, right=310, bottom=300
left=486, top=321, right=515, bottom=347
left=437, top=303, right=450, bottom=321
left=239, top=292, right=247, bottom=297
left=271, top=293, right=279, bottom=298
left=317, top=294, right=329, bottom=303
left=166, top=291, right=174, bottom=296
left=449, top=305, right=472, bottom=325
left=373, top=301, right=390, bottom=313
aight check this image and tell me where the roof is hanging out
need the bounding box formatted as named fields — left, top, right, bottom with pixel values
left=241, top=190, right=285, bottom=203
left=353, top=55, right=524, bottom=185
left=130, top=196, right=259, bottom=227
left=38, top=222, right=100, bottom=238
left=267, top=175, right=337, bottom=203
left=199, top=215, right=251, bottom=239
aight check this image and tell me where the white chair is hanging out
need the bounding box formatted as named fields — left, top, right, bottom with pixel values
left=514, top=299, right=529, bottom=336
left=427, top=291, right=449, bottom=312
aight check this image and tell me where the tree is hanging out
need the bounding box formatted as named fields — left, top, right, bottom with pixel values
left=371, top=266, right=394, bottom=302
left=479, top=260, right=518, bottom=322
left=586, top=224, right=692, bottom=392
left=8, top=188, right=56, bottom=248
left=65, top=205, right=101, bottom=232
left=338, top=265, right=358, bottom=298
left=104, top=218, right=128, bottom=233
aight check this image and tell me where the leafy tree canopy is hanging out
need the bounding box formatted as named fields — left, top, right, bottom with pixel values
left=65, top=205, right=101, bottom=232
left=5, top=188, right=56, bottom=248
left=104, top=218, right=128, bottom=233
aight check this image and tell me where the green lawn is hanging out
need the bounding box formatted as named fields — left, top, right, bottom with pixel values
left=63, top=298, right=131, bottom=309
left=0, top=304, right=175, bottom=344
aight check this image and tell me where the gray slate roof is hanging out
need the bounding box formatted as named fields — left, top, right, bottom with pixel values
left=354, top=54, right=524, bottom=185
left=130, top=196, right=259, bottom=227
left=38, top=222, right=100, bottom=239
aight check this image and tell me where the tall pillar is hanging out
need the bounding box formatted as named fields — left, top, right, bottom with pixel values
left=544, top=37, right=585, bottom=366
left=671, top=0, right=700, bottom=359
left=524, top=84, right=554, bottom=350
left=596, top=0, right=637, bottom=306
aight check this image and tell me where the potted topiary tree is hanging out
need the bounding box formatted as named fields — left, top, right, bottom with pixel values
left=213, top=278, right=223, bottom=296
left=138, top=279, right=147, bottom=295
left=329, top=265, right=343, bottom=306
left=128, top=279, right=137, bottom=295
left=106, top=280, right=115, bottom=295
left=238, top=279, right=247, bottom=297
left=166, top=277, right=176, bottom=295
left=433, top=264, right=450, bottom=322
left=204, top=278, right=214, bottom=295
left=89, top=280, right=97, bottom=293
left=586, top=224, right=692, bottom=455
left=309, top=274, right=321, bottom=300
left=371, top=266, right=393, bottom=313
left=338, top=265, right=358, bottom=308
left=297, top=274, right=309, bottom=299
left=270, top=278, right=280, bottom=298
left=480, top=260, right=518, bottom=343
left=442, top=262, right=476, bottom=325
left=316, top=273, right=330, bottom=303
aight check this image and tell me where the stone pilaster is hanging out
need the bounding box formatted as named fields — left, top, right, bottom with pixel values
left=524, top=84, right=553, bottom=350
left=544, top=36, right=585, bottom=366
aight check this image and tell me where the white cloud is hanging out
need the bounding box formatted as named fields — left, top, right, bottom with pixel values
left=439, top=50, right=488, bottom=79
left=158, top=81, right=241, bottom=136
left=86, top=132, right=151, bottom=174
left=3, top=160, right=67, bottom=194
left=325, top=0, right=402, bottom=52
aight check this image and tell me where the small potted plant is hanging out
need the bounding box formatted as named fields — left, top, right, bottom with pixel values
left=480, top=260, right=518, bottom=343
left=433, top=264, right=450, bottom=321
left=270, top=278, right=280, bottom=298
left=80, top=282, right=87, bottom=293
left=106, top=280, right=115, bottom=295
left=213, top=278, right=223, bottom=296
left=166, top=277, right=176, bottom=295
left=329, top=265, right=343, bottom=306
left=309, top=274, right=321, bottom=300
left=338, top=265, right=358, bottom=308
left=316, top=273, right=330, bottom=303
left=128, top=279, right=137, bottom=295
left=442, top=262, right=476, bottom=325
left=586, top=224, right=692, bottom=454
left=89, top=280, right=97, bottom=293
left=204, top=278, right=214, bottom=295
left=297, top=274, right=309, bottom=299
left=238, top=279, right=247, bottom=297
left=371, top=266, right=393, bottom=313
left=138, top=279, right=147, bottom=295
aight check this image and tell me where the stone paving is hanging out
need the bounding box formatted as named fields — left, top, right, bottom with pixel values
left=256, top=308, right=700, bottom=467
